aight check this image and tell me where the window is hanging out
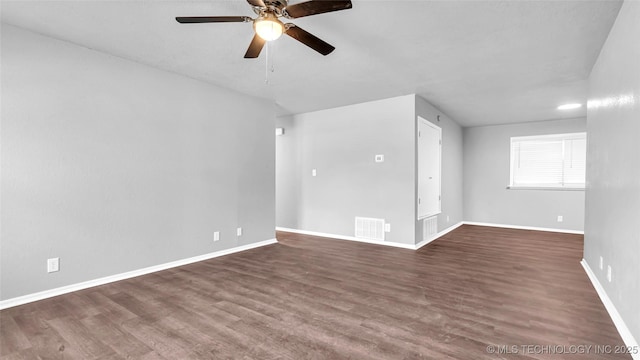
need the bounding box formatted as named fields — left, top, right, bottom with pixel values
left=509, top=132, right=586, bottom=189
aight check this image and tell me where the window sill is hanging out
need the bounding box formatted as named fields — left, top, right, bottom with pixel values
left=506, top=186, right=585, bottom=191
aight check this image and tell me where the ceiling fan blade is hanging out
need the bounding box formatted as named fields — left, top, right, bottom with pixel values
left=284, top=24, right=335, bottom=55
left=284, top=0, right=352, bottom=19
left=244, top=34, right=267, bottom=58
left=176, top=16, right=252, bottom=24
left=246, top=0, right=266, bottom=7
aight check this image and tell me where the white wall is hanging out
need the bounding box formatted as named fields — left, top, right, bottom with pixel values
left=463, top=118, right=586, bottom=231
left=276, top=95, right=417, bottom=245
left=584, top=0, right=640, bottom=345
left=275, top=115, right=300, bottom=229
left=415, top=96, right=464, bottom=239
left=276, top=95, right=464, bottom=246
left=0, top=25, right=275, bottom=301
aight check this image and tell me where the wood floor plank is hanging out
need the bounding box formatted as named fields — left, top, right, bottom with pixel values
left=82, top=291, right=139, bottom=323
left=0, top=315, right=31, bottom=356
left=0, top=348, right=40, bottom=360
left=11, top=311, right=83, bottom=359
left=47, top=316, right=116, bottom=359
left=79, top=314, right=153, bottom=358
left=0, top=225, right=631, bottom=359
left=119, top=317, right=194, bottom=359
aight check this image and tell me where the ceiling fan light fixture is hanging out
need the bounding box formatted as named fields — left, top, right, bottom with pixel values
left=254, top=14, right=284, bottom=41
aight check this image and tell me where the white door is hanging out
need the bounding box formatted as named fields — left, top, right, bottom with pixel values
left=418, top=116, right=441, bottom=219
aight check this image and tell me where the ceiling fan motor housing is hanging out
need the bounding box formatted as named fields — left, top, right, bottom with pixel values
left=252, top=0, right=288, bottom=16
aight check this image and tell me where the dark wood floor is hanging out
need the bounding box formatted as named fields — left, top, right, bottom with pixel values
left=0, top=225, right=630, bottom=359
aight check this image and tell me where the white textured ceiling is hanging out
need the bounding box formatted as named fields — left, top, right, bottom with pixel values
left=0, top=0, right=622, bottom=127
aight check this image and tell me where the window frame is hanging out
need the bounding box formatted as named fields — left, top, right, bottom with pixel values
left=508, top=132, right=586, bottom=191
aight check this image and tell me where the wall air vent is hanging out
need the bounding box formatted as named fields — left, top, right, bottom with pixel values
left=355, top=217, right=385, bottom=241
left=423, top=216, right=438, bottom=242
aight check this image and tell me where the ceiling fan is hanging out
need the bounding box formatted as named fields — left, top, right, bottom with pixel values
left=176, top=0, right=352, bottom=58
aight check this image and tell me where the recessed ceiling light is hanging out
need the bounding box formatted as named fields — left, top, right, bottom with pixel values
left=557, top=103, right=582, bottom=110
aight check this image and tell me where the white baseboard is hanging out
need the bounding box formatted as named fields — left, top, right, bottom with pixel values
left=581, top=259, right=640, bottom=360
left=275, top=227, right=416, bottom=249
left=276, top=222, right=464, bottom=251
left=415, top=221, right=464, bottom=249
left=0, top=238, right=278, bottom=310
left=276, top=222, right=579, bottom=252
left=463, top=221, right=584, bottom=235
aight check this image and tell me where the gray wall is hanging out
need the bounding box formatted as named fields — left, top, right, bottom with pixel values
left=0, top=25, right=275, bottom=301
left=464, top=118, right=586, bottom=231
left=584, top=0, right=640, bottom=344
left=276, top=95, right=417, bottom=245
left=415, top=96, right=464, bottom=240
left=276, top=95, right=465, bottom=246
left=275, top=115, right=300, bottom=229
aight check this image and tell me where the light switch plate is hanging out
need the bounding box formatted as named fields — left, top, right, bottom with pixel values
left=375, top=154, right=384, bottom=163
left=47, top=258, right=60, bottom=273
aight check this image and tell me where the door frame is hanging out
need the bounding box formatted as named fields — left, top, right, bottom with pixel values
left=417, top=116, right=442, bottom=220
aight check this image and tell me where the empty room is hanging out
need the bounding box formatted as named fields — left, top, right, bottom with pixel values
left=1, top=0, right=638, bottom=359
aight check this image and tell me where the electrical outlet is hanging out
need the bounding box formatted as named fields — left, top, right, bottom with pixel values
left=237, top=227, right=242, bottom=236
left=375, top=154, right=384, bottom=163
left=47, top=258, right=60, bottom=273
left=446, top=215, right=450, bottom=223
left=599, top=256, right=603, bottom=270
left=312, top=169, right=317, bottom=177
left=384, top=223, right=391, bottom=232
left=557, top=215, right=563, bottom=222
left=214, top=231, right=220, bottom=242
left=607, top=265, right=612, bottom=282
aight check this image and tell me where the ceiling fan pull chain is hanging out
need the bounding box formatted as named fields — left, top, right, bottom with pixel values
left=265, top=41, right=269, bottom=84
left=270, top=51, right=275, bottom=74
left=265, top=41, right=276, bottom=84
left=270, top=42, right=275, bottom=74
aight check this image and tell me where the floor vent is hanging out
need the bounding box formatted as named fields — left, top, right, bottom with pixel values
left=355, top=217, right=385, bottom=241
left=423, top=216, right=438, bottom=241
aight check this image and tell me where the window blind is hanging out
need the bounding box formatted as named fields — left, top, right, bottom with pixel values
left=510, top=133, right=586, bottom=188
